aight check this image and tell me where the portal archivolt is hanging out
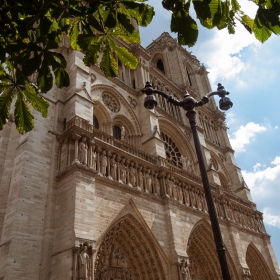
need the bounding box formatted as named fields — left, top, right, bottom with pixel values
left=94, top=214, right=166, bottom=280
left=246, top=243, right=273, bottom=280
left=187, top=220, right=239, bottom=280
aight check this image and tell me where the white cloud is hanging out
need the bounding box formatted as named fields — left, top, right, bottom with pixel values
left=229, top=122, right=267, bottom=153
left=242, top=156, right=280, bottom=228
left=274, top=126, right=279, bottom=130
left=193, top=23, right=260, bottom=85
left=253, top=163, right=262, bottom=172
left=263, top=208, right=280, bottom=228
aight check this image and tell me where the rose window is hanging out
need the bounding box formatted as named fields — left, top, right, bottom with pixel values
left=102, top=92, right=120, bottom=113
left=160, top=132, right=182, bottom=168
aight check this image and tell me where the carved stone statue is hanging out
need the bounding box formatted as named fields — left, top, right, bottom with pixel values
left=173, top=179, right=178, bottom=200
left=182, top=155, right=190, bottom=169
left=128, top=162, right=136, bottom=187
left=91, top=148, right=96, bottom=170
left=178, top=183, right=183, bottom=203
left=110, top=154, right=117, bottom=180
left=100, top=150, right=107, bottom=176
left=165, top=174, right=172, bottom=197
left=78, top=245, right=90, bottom=279
left=138, top=166, right=144, bottom=190
left=78, top=137, right=88, bottom=165
left=242, top=269, right=251, bottom=280
left=119, top=158, right=127, bottom=183
left=121, top=125, right=125, bottom=140
left=154, top=172, right=160, bottom=195
left=180, top=259, right=191, bottom=280
left=145, top=169, right=152, bottom=193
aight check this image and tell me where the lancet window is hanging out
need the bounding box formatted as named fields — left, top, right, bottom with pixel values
left=160, top=132, right=182, bottom=168
left=186, top=68, right=192, bottom=86
left=113, top=125, right=121, bottom=139
left=93, top=115, right=99, bottom=129
left=198, top=111, right=220, bottom=146
left=157, top=59, right=165, bottom=73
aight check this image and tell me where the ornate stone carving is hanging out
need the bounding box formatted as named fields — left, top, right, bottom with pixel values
left=94, top=215, right=166, bottom=280
left=144, top=169, right=152, bottom=193
left=119, top=158, right=127, bottom=184
left=128, top=162, right=136, bottom=187
left=180, top=259, right=191, bottom=280
left=128, top=96, right=137, bottom=109
left=138, top=166, right=144, bottom=190
left=121, top=125, right=126, bottom=141
left=100, top=150, right=107, bottom=176
left=209, top=157, right=218, bottom=171
left=78, top=137, right=88, bottom=165
left=242, top=268, right=251, bottom=280
left=110, top=154, right=117, bottom=180
left=102, top=91, right=120, bottom=113
left=78, top=244, right=90, bottom=279
left=73, top=242, right=93, bottom=280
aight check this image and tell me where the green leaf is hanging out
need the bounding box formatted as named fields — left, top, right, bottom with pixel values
left=117, top=12, right=135, bottom=34
left=253, top=16, right=272, bottom=42
left=83, top=40, right=103, bottom=66
left=0, top=88, right=15, bottom=130
left=14, top=90, right=34, bottom=134
left=59, top=17, right=70, bottom=32
left=87, top=15, right=104, bottom=32
left=70, top=20, right=82, bottom=51
left=52, top=52, right=67, bottom=68
left=111, top=26, right=141, bottom=44
left=193, top=0, right=212, bottom=21
left=122, top=1, right=154, bottom=26
left=108, top=39, right=138, bottom=69
left=241, top=15, right=254, bottom=33
left=22, top=54, right=42, bottom=76
left=100, top=42, right=118, bottom=77
left=171, top=7, right=199, bottom=46
left=105, top=11, right=117, bottom=28
left=53, top=67, right=70, bottom=88
left=231, top=0, right=240, bottom=13
left=37, top=61, right=53, bottom=93
left=23, top=82, right=49, bottom=118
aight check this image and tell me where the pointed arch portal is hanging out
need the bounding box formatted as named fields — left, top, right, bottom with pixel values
left=187, top=220, right=239, bottom=280
left=246, top=243, right=274, bottom=280
left=94, top=214, right=166, bottom=280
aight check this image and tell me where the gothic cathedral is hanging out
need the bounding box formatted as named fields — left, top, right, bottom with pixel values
left=0, top=32, right=279, bottom=280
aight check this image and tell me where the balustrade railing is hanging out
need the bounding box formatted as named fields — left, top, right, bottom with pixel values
left=57, top=116, right=266, bottom=234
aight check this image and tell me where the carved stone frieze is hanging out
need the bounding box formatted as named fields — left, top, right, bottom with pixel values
left=94, top=215, right=166, bottom=280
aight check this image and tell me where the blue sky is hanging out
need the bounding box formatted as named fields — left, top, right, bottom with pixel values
left=140, top=0, right=280, bottom=266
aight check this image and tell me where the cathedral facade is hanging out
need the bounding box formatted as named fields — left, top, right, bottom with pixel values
left=0, top=32, right=279, bottom=280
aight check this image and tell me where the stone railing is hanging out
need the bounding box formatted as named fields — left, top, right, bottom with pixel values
left=65, top=116, right=156, bottom=164
left=57, top=116, right=266, bottom=235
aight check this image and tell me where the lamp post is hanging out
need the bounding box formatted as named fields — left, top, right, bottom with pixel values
left=142, top=81, right=233, bottom=280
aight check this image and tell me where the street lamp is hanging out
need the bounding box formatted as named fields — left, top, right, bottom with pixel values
left=142, top=81, right=233, bottom=280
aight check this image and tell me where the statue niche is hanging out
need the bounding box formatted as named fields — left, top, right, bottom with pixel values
left=73, top=242, right=93, bottom=280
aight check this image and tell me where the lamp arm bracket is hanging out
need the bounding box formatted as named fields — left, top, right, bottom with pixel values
left=153, top=90, right=182, bottom=107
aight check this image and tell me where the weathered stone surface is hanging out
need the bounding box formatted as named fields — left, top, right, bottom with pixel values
left=0, top=32, right=279, bottom=280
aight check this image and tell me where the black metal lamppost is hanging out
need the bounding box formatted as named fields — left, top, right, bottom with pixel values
left=142, top=81, right=233, bottom=280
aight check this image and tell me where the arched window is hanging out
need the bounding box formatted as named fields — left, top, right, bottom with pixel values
left=160, top=132, right=182, bottom=168
left=157, top=59, right=165, bottom=74
left=113, top=125, right=121, bottom=139
left=186, top=68, right=192, bottom=86
left=93, top=115, right=99, bottom=129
